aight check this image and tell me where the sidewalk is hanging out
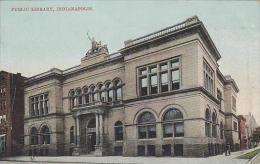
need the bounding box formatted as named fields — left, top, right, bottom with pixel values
left=0, top=149, right=253, bottom=164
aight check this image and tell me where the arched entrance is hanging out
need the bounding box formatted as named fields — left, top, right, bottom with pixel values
left=87, top=118, right=96, bottom=152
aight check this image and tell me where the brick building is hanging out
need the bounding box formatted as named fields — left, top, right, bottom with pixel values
left=23, top=16, right=240, bottom=157
left=0, top=71, right=25, bottom=157
left=238, top=115, right=248, bottom=150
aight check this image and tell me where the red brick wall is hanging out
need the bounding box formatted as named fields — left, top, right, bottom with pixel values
left=238, top=117, right=247, bottom=150
left=0, top=71, right=25, bottom=157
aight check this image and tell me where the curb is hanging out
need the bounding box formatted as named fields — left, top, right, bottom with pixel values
left=246, top=152, right=260, bottom=164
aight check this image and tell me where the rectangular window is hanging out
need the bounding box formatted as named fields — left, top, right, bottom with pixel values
left=149, top=65, right=157, bottom=73
left=140, top=68, right=147, bottom=75
left=174, top=122, right=184, bottom=137
left=233, top=121, right=238, bottom=131
left=160, top=62, right=168, bottom=70
left=162, top=144, right=172, bottom=156
left=30, top=93, right=49, bottom=117
left=163, top=124, right=173, bottom=137
left=140, top=77, right=148, bottom=96
left=138, top=57, right=180, bottom=96
left=148, top=125, right=156, bottom=138
left=203, top=60, right=214, bottom=94
left=160, top=72, right=168, bottom=92
left=137, top=145, right=145, bottom=156
left=232, top=96, right=236, bottom=111
left=171, top=69, right=180, bottom=90
left=174, top=144, right=183, bottom=156
left=150, top=74, right=158, bottom=94
left=114, top=146, right=123, bottom=156
left=147, top=145, right=155, bottom=156
left=138, top=126, right=147, bottom=139
left=171, top=59, right=179, bottom=68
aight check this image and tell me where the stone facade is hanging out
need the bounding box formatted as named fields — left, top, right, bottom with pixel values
left=0, top=71, right=25, bottom=157
left=23, top=16, right=240, bottom=157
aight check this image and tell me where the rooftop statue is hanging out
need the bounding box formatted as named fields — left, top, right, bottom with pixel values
left=86, top=33, right=108, bottom=56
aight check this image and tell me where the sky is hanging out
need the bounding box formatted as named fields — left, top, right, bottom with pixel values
left=0, top=1, right=259, bottom=124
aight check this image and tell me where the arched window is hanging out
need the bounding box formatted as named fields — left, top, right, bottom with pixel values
left=205, top=108, right=211, bottom=137
left=212, top=112, right=217, bottom=138
left=69, top=90, right=76, bottom=107
left=220, top=121, right=224, bottom=139
left=99, top=84, right=106, bottom=102
left=162, top=108, right=184, bottom=137
left=106, top=82, right=113, bottom=102
left=138, top=112, right=156, bottom=139
left=30, top=127, right=38, bottom=145
left=90, top=85, right=96, bottom=102
left=114, top=79, right=122, bottom=101
left=76, top=88, right=82, bottom=106
left=41, top=126, right=50, bottom=144
left=70, top=126, right=75, bottom=144
left=83, top=87, right=90, bottom=104
left=114, top=121, right=123, bottom=141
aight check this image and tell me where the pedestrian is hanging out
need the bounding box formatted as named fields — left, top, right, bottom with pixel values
left=225, top=144, right=231, bottom=156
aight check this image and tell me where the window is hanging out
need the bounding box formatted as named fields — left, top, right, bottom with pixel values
left=70, top=126, right=75, bottom=144
left=203, top=60, right=214, bottom=94
left=220, top=121, right=224, bottom=139
left=114, top=80, right=122, bottom=101
left=163, top=108, right=184, bottom=137
left=232, top=96, right=236, bottom=111
left=114, top=121, right=123, bottom=141
left=30, top=93, right=49, bottom=117
left=217, top=89, right=222, bottom=108
left=233, top=121, right=238, bottom=131
left=0, top=87, right=6, bottom=97
left=162, top=144, right=171, bottom=156
left=76, top=88, right=82, bottom=105
left=147, top=145, right=155, bottom=156
left=99, top=84, right=106, bottom=102
left=30, top=127, right=38, bottom=145
left=114, top=146, right=123, bottom=156
left=0, top=135, right=6, bottom=153
left=69, top=90, right=76, bottom=108
left=212, top=112, right=217, bottom=138
left=138, top=112, right=156, bottom=139
left=150, top=74, right=158, bottom=94
left=160, top=72, right=168, bottom=92
left=41, top=125, right=50, bottom=144
left=174, top=144, right=183, bottom=156
left=137, top=145, right=145, bottom=156
left=83, top=87, right=89, bottom=104
left=138, top=57, right=180, bottom=96
left=205, top=109, right=211, bottom=137
left=90, top=86, right=96, bottom=102
left=106, top=83, right=113, bottom=102
left=140, top=77, right=148, bottom=96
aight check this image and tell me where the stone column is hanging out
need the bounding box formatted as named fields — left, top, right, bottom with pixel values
left=76, top=116, right=80, bottom=147
left=95, top=113, right=100, bottom=145
left=72, top=115, right=80, bottom=156
left=99, top=114, right=103, bottom=146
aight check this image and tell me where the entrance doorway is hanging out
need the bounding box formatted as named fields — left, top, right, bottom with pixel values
left=87, top=118, right=96, bottom=152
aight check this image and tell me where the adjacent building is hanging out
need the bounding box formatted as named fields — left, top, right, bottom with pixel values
left=243, top=112, right=258, bottom=148
left=238, top=115, right=248, bottom=150
left=23, top=16, right=240, bottom=157
left=0, top=71, right=25, bottom=157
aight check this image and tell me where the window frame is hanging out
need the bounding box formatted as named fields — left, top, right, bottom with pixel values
left=137, top=57, right=181, bottom=97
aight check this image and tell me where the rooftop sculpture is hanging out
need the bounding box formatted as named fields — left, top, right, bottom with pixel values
left=86, top=33, right=108, bottom=56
